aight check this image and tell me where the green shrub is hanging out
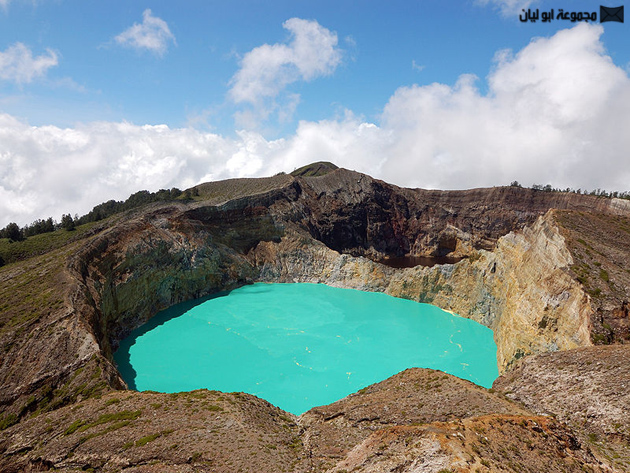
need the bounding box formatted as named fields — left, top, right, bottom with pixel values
left=0, top=413, right=18, bottom=430
left=64, top=419, right=87, bottom=435
left=135, top=432, right=162, bottom=447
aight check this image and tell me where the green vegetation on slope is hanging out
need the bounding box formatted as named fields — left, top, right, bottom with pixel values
left=0, top=244, right=71, bottom=339
left=76, top=188, right=186, bottom=225
left=0, top=188, right=186, bottom=265
left=290, top=161, right=339, bottom=177
left=193, top=174, right=294, bottom=203
left=0, top=221, right=101, bottom=266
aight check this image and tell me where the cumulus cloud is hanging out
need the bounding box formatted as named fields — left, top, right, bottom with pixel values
left=0, top=43, right=58, bottom=84
left=229, top=18, right=342, bottom=126
left=3, top=24, right=630, bottom=228
left=0, top=112, right=380, bottom=227
left=377, top=23, right=630, bottom=190
left=114, top=9, right=176, bottom=56
left=0, top=116, right=238, bottom=226
left=476, top=0, right=538, bottom=17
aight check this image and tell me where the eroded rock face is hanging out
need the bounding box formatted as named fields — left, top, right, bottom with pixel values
left=325, top=415, right=607, bottom=473
left=284, top=169, right=615, bottom=259
left=299, top=368, right=530, bottom=471
left=67, top=169, right=628, bottom=375
left=553, top=210, right=630, bottom=344
left=3, top=167, right=627, bottom=418
left=68, top=205, right=264, bottom=355
left=253, top=211, right=593, bottom=371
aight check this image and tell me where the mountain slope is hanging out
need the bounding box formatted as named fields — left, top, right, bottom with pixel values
left=1, top=164, right=629, bottom=471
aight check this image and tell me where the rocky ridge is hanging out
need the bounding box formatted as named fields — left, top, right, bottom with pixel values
left=1, top=163, right=629, bottom=471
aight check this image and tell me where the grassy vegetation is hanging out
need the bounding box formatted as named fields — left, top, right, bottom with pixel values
left=0, top=412, right=18, bottom=431
left=193, top=173, right=294, bottom=204
left=64, top=419, right=87, bottom=435
left=79, top=420, right=132, bottom=444
left=129, top=429, right=174, bottom=448
left=290, top=161, right=338, bottom=177
left=64, top=410, right=142, bottom=436
left=136, top=432, right=163, bottom=447
left=0, top=221, right=101, bottom=266
left=0, top=245, right=72, bottom=340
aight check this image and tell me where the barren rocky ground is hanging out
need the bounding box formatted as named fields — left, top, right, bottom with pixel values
left=554, top=211, right=630, bottom=343
left=495, top=344, right=630, bottom=472
left=1, top=367, right=619, bottom=472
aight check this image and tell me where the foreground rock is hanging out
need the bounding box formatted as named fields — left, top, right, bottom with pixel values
left=0, top=390, right=305, bottom=472
left=299, top=368, right=530, bottom=471
left=0, top=369, right=611, bottom=472
left=327, top=416, right=606, bottom=473
left=495, top=344, right=630, bottom=471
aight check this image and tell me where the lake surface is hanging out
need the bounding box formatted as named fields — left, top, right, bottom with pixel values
left=115, top=283, right=498, bottom=415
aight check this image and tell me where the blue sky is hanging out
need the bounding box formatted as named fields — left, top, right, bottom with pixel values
left=1, top=0, right=629, bottom=226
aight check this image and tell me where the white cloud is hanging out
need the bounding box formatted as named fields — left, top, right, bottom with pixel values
left=0, top=116, right=234, bottom=226
left=412, top=60, right=425, bottom=72
left=0, top=112, right=376, bottom=227
left=0, top=42, right=58, bottom=84
left=3, top=24, right=630, bottom=228
left=376, top=23, right=630, bottom=190
left=229, top=18, right=342, bottom=126
left=114, top=9, right=176, bottom=56
left=277, top=23, right=630, bottom=192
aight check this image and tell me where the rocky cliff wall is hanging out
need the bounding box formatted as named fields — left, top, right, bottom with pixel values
left=252, top=211, right=593, bottom=372
left=68, top=204, right=271, bottom=357
left=60, top=172, right=622, bottom=378
left=290, top=170, right=621, bottom=258
left=1, top=167, right=626, bottom=425
left=553, top=210, right=630, bottom=345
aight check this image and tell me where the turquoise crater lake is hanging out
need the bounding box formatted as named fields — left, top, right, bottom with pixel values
left=115, top=283, right=498, bottom=415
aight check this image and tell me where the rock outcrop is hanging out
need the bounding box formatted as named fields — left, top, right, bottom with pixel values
left=0, top=389, right=306, bottom=473
left=553, top=210, right=630, bottom=344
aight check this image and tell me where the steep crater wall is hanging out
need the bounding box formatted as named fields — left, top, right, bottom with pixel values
left=3, top=167, right=630, bottom=472
left=289, top=170, right=616, bottom=259
left=252, top=212, right=593, bottom=371
left=68, top=203, right=283, bottom=357
left=45, top=170, right=630, bottom=397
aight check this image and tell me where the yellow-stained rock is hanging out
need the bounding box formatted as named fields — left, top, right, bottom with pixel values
left=253, top=211, right=593, bottom=373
